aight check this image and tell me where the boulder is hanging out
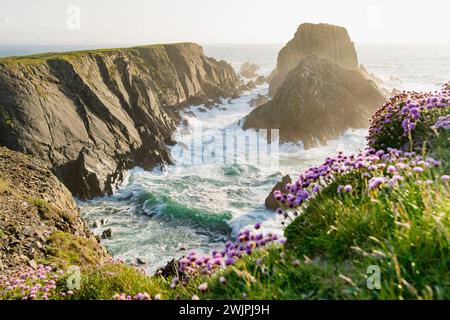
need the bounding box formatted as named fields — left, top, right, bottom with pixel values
left=101, top=228, right=113, bottom=239
left=265, top=175, right=292, bottom=211
left=244, top=56, right=386, bottom=148
left=255, top=75, right=267, bottom=85
left=240, top=62, right=261, bottom=78
left=156, top=258, right=184, bottom=279
left=269, top=23, right=359, bottom=96
left=249, top=94, right=270, bottom=108
left=239, top=80, right=257, bottom=91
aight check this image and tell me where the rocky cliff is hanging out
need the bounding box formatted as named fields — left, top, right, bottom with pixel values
left=0, top=147, right=109, bottom=271
left=269, top=23, right=359, bottom=96
left=0, top=43, right=240, bottom=199
left=244, top=56, right=386, bottom=148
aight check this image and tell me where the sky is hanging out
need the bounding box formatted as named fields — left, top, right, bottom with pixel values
left=0, top=0, right=449, bottom=46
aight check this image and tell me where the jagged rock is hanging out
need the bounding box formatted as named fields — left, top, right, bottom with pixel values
left=92, top=218, right=108, bottom=228
left=255, top=75, right=267, bottom=85
left=136, top=257, right=146, bottom=265
left=0, top=147, right=109, bottom=271
left=240, top=62, right=261, bottom=78
left=240, top=80, right=256, bottom=91
left=265, top=175, right=292, bottom=211
left=101, top=228, right=113, bottom=239
left=244, top=56, right=386, bottom=148
left=157, top=258, right=183, bottom=279
left=0, top=43, right=240, bottom=199
left=28, top=260, right=37, bottom=269
left=249, top=94, right=270, bottom=108
left=269, top=23, right=359, bottom=95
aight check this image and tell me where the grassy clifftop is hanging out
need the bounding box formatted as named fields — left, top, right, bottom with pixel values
left=0, top=43, right=200, bottom=65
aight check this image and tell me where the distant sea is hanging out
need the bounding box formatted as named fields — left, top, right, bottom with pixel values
left=1, top=43, right=450, bottom=91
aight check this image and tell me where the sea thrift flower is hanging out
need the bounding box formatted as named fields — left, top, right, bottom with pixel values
left=343, top=185, right=353, bottom=193
left=413, top=167, right=424, bottom=173
left=369, top=177, right=386, bottom=190
left=225, top=258, right=235, bottom=266
left=219, top=276, right=226, bottom=285
left=198, top=283, right=208, bottom=292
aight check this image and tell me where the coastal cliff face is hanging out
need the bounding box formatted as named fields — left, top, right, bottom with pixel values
left=244, top=56, right=386, bottom=147
left=0, top=43, right=240, bottom=199
left=269, top=23, right=359, bottom=96
left=0, top=147, right=109, bottom=271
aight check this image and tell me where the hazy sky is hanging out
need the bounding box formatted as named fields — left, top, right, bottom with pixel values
left=0, top=0, right=449, bottom=45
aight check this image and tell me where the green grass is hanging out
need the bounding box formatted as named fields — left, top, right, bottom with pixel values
left=0, top=43, right=193, bottom=65
left=41, top=232, right=107, bottom=271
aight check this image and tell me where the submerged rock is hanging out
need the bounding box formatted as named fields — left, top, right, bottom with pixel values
left=0, top=43, right=240, bottom=199
left=269, top=23, right=359, bottom=96
left=244, top=56, right=386, bottom=148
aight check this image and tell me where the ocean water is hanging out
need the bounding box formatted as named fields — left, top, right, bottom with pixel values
left=2, top=43, right=449, bottom=272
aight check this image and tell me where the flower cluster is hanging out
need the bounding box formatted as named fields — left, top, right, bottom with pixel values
left=431, top=115, right=450, bottom=130
left=178, top=227, right=283, bottom=276
left=274, top=147, right=444, bottom=215
left=0, top=264, right=66, bottom=300
left=368, top=85, right=449, bottom=150
left=112, top=292, right=152, bottom=300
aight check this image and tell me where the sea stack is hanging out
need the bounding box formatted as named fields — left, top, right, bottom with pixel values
left=269, top=23, right=359, bottom=96
left=244, top=23, right=386, bottom=148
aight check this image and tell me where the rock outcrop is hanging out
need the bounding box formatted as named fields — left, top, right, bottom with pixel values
left=0, top=147, right=109, bottom=271
left=265, top=175, right=292, bottom=211
left=240, top=62, right=261, bottom=78
left=0, top=43, right=240, bottom=199
left=269, top=23, right=359, bottom=96
left=244, top=56, right=386, bottom=148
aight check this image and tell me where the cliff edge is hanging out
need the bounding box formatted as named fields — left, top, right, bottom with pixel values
left=0, top=43, right=240, bottom=199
